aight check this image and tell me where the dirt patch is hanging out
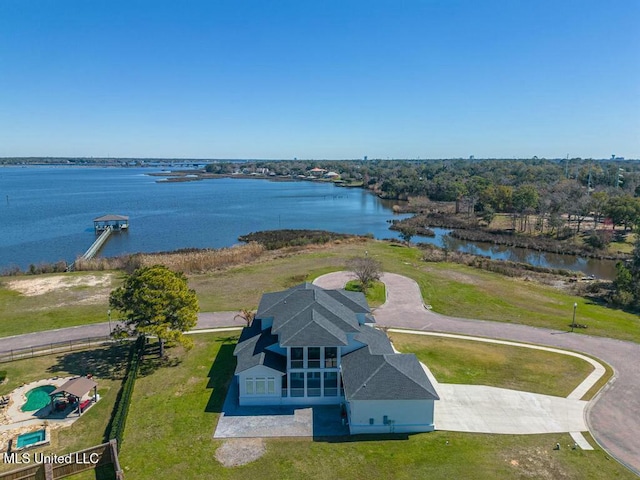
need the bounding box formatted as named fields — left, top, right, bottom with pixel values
left=502, top=446, right=571, bottom=479
left=215, top=438, right=266, bottom=467
left=7, top=274, right=114, bottom=297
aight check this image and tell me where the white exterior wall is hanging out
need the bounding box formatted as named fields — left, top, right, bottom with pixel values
left=237, top=365, right=283, bottom=406
left=347, top=399, right=435, bottom=434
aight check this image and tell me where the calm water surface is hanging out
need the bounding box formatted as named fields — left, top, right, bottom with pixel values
left=0, top=167, right=407, bottom=270
left=0, top=166, right=617, bottom=279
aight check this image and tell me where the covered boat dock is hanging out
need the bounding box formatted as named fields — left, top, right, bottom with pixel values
left=93, top=214, right=129, bottom=233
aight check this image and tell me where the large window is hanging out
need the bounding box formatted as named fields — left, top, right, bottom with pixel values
left=291, top=373, right=304, bottom=397
left=308, top=347, right=321, bottom=368
left=245, top=377, right=277, bottom=396
left=324, top=347, right=337, bottom=368
left=307, top=372, right=321, bottom=397
left=323, top=371, right=338, bottom=396
left=291, top=348, right=304, bottom=369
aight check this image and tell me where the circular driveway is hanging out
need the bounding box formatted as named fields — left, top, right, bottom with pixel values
left=314, top=271, right=640, bottom=476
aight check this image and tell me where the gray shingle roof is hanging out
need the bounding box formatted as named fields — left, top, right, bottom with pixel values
left=233, top=320, right=286, bottom=374
left=258, top=283, right=368, bottom=347
left=341, top=327, right=439, bottom=401
left=234, top=284, right=438, bottom=404
left=352, top=326, right=395, bottom=355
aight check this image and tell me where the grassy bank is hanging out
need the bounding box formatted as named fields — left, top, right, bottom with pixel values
left=190, top=241, right=639, bottom=343
left=117, top=332, right=635, bottom=480
left=1, top=240, right=638, bottom=344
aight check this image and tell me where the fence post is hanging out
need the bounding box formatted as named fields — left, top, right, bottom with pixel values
left=110, top=439, right=125, bottom=480
left=43, top=462, right=54, bottom=480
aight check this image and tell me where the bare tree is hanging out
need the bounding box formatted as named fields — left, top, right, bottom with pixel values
left=347, top=256, right=382, bottom=292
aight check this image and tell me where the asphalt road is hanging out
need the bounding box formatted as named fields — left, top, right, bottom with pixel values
left=1, top=275, right=638, bottom=475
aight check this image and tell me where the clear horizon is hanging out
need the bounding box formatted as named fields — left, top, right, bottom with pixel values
left=1, top=1, right=639, bottom=160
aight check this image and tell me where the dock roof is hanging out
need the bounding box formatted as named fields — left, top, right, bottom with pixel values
left=94, top=214, right=129, bottom=222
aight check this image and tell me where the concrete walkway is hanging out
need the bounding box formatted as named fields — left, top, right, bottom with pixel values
left=313, top=271, right=640, bottom=475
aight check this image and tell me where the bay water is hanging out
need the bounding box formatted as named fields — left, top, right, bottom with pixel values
left=0, top=166, right=617, bottom=278
left=0, top=167, right=407, bottom=270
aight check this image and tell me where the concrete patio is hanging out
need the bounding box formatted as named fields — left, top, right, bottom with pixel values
left=213, top=378, right=349, bottom=438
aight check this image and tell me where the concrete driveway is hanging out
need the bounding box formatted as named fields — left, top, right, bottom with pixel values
left=314, top=271, right=640, bottom=475
left=435, top=384, right=587, bottom=434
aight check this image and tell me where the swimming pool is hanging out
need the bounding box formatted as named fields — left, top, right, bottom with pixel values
left=14, top=428, right=49, bottom=451
left=16, top=429, right=46, bottom=448
left=21, top=385, right=55, bottom=412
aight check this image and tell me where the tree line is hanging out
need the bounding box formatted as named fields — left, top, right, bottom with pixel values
left=206, top=158, right=640, bottom=236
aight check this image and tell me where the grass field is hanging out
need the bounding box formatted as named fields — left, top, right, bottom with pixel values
left=0, top=272, right=118, bottom=337
left=0, top=342, right=129, bottom=474
left=1, top=240, right=638, bottom=344
left=117, top=332, right=636, bottom=480
left=390, top=333, right=595, bottom=398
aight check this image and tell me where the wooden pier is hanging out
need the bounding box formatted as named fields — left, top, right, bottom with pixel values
left=82, top=226, right=113, bottom=260
left=67, top=215, right=129, bottom=271
left=82, top=215, right=129, bottom=261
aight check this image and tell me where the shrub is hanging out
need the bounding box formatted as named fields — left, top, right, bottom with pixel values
left=105, top=336, right=145, bottom=449
left=0, top=370, right=7, bottom=383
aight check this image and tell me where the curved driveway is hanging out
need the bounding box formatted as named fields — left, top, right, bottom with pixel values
left=1, top=274, right=638, bottom=474
left=314, top=271, right=640, bottom=476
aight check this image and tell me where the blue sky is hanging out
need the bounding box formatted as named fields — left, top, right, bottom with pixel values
left=1, top=1, right=639, bottom=159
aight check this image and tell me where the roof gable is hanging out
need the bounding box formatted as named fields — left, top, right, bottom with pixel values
left=280, top=310, right=349, bottom=346
left=341, top=344, right=439, bottom=401
left=234, top=319, right=285, bottom=374
left=259, top=283, right=367, bottom=346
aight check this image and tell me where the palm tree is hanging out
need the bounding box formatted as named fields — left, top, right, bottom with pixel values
left=235, top=308, right=256, bottom=327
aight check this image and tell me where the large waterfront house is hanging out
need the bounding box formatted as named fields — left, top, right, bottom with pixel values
left=233, top=283, right=439, bottom=434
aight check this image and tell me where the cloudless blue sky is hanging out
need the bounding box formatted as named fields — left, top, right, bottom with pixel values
left=1, top=0, right=639, bottom=159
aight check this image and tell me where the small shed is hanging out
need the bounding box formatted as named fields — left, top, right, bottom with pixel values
left=94, top=214, right=129, bottom=233
left=49, top=376, right=98, bottom=415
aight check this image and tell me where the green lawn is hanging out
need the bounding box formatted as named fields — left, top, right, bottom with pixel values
left=391, top=333, right=595, bottom=398
left=0, top=272, right=118, bottom=337
left=345, top=280, right=386, bottom=307
left=191, top=241, right=639, bottom=343
left=2, top=241, right=639, bottom=344
left=0, top=342, right=130, bottom=474
left=117, top=332, right=635, bottom=480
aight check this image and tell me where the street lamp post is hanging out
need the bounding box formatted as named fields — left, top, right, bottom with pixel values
left=571, top=302, right=577, bottom=332
left=107, top=309, right=112, bottom=335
